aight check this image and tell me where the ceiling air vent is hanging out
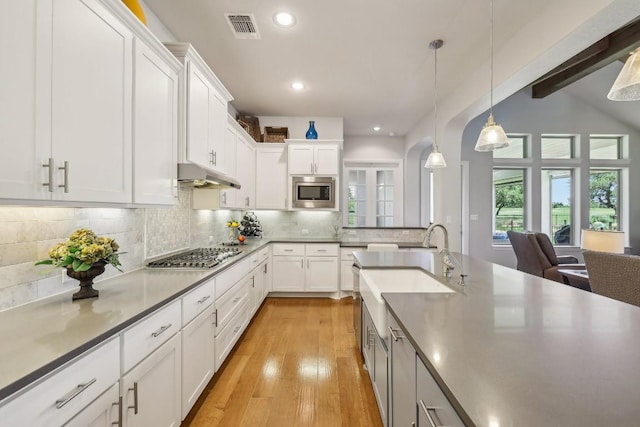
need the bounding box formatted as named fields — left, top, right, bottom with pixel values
left=224, top=13, right=260, bottom=39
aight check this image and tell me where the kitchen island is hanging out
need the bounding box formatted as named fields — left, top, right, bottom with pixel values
left=354, top=251, right=640, bottom=426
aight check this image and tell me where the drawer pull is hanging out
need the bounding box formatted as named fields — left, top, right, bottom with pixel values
left=388, top=327, right=406, bottom=342
left=58, top=161, right=70, bottom=193
left=55, top=378, right=96, bottom=409
left=197, top=295, right=211, bottom=304
left=283, top=249, right=293, bottom=252
left=213, top=309, right=218, bottom=327
left=234, top=326, right=241, bottom=333
left=233, top=297, right=241, bottom=303
left=42, top=158, right=54, bottom=192
left=112, top=395, right=123, bottom=426
left=419, top=399, right=439, bottom=427
left=128, top=382, right=139, bottom=414
left=151, top=323, right=172, bottom=338
left=316, top=249, right=327, bottom=252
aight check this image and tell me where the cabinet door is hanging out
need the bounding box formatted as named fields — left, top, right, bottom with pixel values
left=50, top=0, right=132, bottom=203
left=63, top=382, right=120, bottom=427
left=219, top=122, right=237, bottom=208
left=272, top=256, right=305, bottom=291
left=373, top=333, right=388, bottom=427
left=314, top=145, right=340, bottom=175
left=340, top=260, right=354, bottom=291
left=288, top=145, right=314, bottom=175
left=255, top=147, right=287, bottom=209
left=0, top=0, right=47, bottom=200
left=122, top=332, right=182, bottom=427
left=306, top=257, right=339, bottom=291
left=182, top=307, right=215, bottom=419
left=388, top=314, right=417, bottom=427
left=133, top=38, right=179, bottom=205
left=235, top=135, right=255, bottom=208
left=185, top=61, right=213, bottom=167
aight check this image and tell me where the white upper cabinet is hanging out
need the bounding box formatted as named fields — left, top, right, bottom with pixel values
left=287, top=141, right=340, bottom=176
left=165, top=43, right=233, bottom=175
left=255, top=146, right=287, bottom=209
left=132, top=38, right=181, bottom=205
left=47, top=0, right=133, bottom=203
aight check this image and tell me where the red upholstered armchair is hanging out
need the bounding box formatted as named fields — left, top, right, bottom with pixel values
left=507, top=231, right=586, bottom=285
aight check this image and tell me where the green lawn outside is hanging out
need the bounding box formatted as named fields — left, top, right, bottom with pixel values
left=495, top=207, right=617, bottom=232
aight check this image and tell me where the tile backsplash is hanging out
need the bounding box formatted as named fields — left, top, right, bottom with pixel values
left=0, top=187, right=426, bottom=310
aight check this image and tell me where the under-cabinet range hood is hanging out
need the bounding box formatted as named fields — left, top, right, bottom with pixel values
left=177, top=162, right=241, bottom=189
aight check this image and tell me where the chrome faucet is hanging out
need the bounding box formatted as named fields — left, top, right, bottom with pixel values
left=425, top=223, right=456, bottom=276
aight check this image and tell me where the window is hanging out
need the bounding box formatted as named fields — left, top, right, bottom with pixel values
left=493, top=169, right=525, bottom=244
left=541, top=136, right=574, bottom=159
left=541, top=170, right=573, bottom=245
left=344, top=161, right=403, bottom=227
left=493, top=135, right=526, bottom=159
left=588, top=170, right=620, bottom=231
left=590, top=137, right=621, bottom=159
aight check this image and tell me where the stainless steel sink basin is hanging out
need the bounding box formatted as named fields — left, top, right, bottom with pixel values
left=360, top=269, right=455, bottom=338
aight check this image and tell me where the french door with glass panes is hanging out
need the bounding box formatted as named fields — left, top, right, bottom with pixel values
left=345, top=162, right=403, bottom=227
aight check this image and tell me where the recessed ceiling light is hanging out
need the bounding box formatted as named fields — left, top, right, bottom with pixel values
left=291, top=81, right=305, bottom=91
left=373, top=126, right=381, bottom=132
left=274, top=12, right=296, bottom=27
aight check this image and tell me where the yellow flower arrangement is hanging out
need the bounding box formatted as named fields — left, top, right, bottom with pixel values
left=36, top=228, right=124, bottom=272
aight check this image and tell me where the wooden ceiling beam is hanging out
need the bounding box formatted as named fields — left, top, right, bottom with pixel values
left=531, top=19, right=640, bottom=99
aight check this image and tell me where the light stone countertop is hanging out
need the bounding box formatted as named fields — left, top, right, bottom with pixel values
left=354, top=251, right=640, bottom=426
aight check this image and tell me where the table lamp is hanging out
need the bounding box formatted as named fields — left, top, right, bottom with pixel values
left=581, top=229, right=625, bottom=253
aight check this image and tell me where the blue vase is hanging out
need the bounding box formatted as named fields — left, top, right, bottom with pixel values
left=305, top=121, right=318, bottom=139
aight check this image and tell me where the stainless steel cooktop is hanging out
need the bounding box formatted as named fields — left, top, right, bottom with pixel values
left=146, top=247, right=243, bottom=269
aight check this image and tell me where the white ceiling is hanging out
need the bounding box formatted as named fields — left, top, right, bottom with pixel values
left=143, top=0, right=637, bottom=137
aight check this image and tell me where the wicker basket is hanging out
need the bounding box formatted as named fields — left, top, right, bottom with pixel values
left=236, top=114, right=261, bottom=142
left=263, top=126, right=289, bottom=143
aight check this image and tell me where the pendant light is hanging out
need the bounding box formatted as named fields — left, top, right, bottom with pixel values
left=607, top=47, right=640, bottom=100
left=475, top=0, right=509, bottom=152
left=425, top=39, right=447, bottom=169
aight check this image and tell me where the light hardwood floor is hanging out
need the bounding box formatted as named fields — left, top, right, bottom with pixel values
left=184, top=297, right=383, bottom=427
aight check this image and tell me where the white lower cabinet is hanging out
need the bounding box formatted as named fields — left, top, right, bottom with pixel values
left=181, top=305, right=215, bottom=419
left=64, top=382, right=121, bottom=427
left=215, top=300, right=249, bottom=371
left=0, top=337, right=120, bottom=427
left=122, top=332, right=182, bottom=427
left=272, top=243, right=339, bottom=292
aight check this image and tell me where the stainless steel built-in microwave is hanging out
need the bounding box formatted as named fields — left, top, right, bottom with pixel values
left=292, top=176, right=335, bottom=209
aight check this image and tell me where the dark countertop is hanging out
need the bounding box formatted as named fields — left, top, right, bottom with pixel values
left=369, top=252, right=640, bottom=426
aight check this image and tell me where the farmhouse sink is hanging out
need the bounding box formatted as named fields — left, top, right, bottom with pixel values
left=360, top=269, right=455, bottom=338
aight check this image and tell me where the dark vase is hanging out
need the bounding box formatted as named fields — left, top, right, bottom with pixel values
left=305, top=121, right=318, bottom=139
left=66, top=261, right=106, bottom=300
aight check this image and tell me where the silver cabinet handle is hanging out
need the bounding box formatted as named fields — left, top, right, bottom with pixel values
left=151, top=323, right=172, bottom=338
left=128, top=382, right=139, bottom=414
left=419, top=399, right=439, bottom=427
left=42, top=158, right=54, bottom=192
left=58, top=161, right=69, bottom=193
left=307, top=259, right=310, bottom=268
left=388, top=327, right=405, bottom=342
left=310, top=162, right=313, bottom=173
left=251, top=277, right=255, bottom=288
left=213, top=309, right=218, bottom=327
left=55, top=378, right=96, bottom=409
left=314, top=163, right=317, bottom=174
left=222, top=192, right=227, bottom=205
left=264, top=264, right=267, bottom=274
left=245, top=196, right=250, bottom=207
left=300, top=259, right=303, bottom=269
left=284, top=249, right=293, bottom=252
left=317, top=249, right=327, bottom=252
left=234, top=326, right=241, bottom=333
left=213, top=150, right=217, bottom=166
left=233, top=297, right=241, bottom=303
left=112, top=395, right=123, bottom=427
left=209, top=150, right=214, bottom=165
left=197, top=295, right=211, bottom=304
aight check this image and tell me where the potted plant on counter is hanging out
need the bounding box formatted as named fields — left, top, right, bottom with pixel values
left=36, top=228, right=124, bottom=300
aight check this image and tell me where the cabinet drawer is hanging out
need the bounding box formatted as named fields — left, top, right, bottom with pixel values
left=216, top=256, right=251, bottom=299
left=215, top=275, right=249, bottom=335
left=258, top=246, right=270, bottom=262
left=182, top=278, right=215, bottom=325
left=306, top=243, right=339, bottom=256
left=416, top=357, right=464, bottom=427
left=215, top=299, right=249, bottom=371
left=340, top=247, right=363, bottom=261
left=0, top=338, right=119, bottom=427
left=272, top=243, right=305, bottom=256
left=123, top=300, right=182, bottom=373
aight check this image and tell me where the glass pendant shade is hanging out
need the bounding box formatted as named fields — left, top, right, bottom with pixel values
left=475, top=113, right=509, bottom=151
left=425, top=150, right=446, bottom=168
left=607, top=47, right=640, bottom=101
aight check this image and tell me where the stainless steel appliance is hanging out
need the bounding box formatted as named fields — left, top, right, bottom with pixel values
left=292, top=176, right=335, bottom=209
left=147, top=247, right=243, bottom=269
left=352, top=263, right=362, bottom=354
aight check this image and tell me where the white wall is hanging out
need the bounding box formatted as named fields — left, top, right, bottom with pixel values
left=343, top=135, right=405, bottom=160
left=462, top=89, right=640, bottom=267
